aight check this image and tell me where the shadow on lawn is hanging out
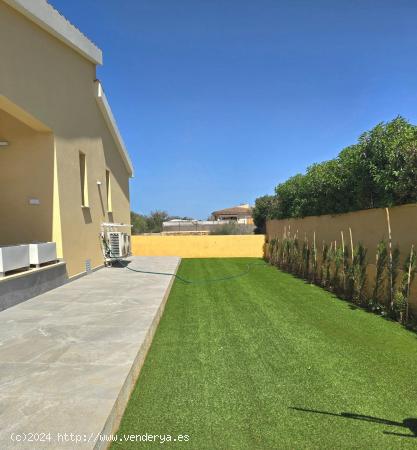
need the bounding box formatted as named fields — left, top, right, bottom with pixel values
left=290, top=407, right=417, bottom=438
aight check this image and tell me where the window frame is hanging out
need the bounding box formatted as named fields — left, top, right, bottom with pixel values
left=79, top=151, right=89, bottom=208
left=105, top=168, right=112, bottom=212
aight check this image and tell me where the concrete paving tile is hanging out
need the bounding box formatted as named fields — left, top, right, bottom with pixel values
left=57, top=299, right=161, bottom=315
left=0, top=395, right=115, bottom=449
left=0, top=256, right=181, bottom=450
left=0, top=328, right=144, bottom=365
left=0, top=362, right=131, bottom=400
left=0, top=308, right=55, bottom=323
left=0, top=322, right=39, bottom=343
left=50, top=340, right=142, bottom=366
left=12, top=300, right=69, bottom=312
left=27, top=323, right=150, bottom=344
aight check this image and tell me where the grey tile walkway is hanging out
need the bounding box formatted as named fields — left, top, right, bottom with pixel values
left=0, top=256, right=181, bottom=449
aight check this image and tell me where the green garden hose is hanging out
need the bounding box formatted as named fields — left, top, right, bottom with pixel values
left=115, top=258, right=267, bottom=284
left=101, top=236, right=266, bottom=284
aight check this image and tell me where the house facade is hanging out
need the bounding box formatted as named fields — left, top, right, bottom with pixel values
left=212, top=204, right=254, bottom=224
left=0, top=0, right=133, bottom=277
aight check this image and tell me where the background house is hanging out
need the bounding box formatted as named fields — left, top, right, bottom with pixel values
left=0, top=0, right=133, bottom=277
left=160, top=204, right=255, bottom=235
left=212, top=204, right=254, bottom=224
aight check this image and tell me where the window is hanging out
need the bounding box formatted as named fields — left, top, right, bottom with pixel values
left=79, top=152, right=89, bottom=207
left=105, top=169, right=112, bottom=212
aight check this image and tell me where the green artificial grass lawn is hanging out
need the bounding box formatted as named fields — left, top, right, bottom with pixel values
left=112, top=258, right=417, bottom=449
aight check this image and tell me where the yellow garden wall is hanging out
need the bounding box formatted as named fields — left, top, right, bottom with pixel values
left=132, top=235, right=265, bottom=258
left=266, top=202, right=417, bottom=311
left=266, top=203, right=417, bottom=265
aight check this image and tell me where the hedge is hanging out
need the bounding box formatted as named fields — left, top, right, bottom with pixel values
left=253, top=116, right=417, bottom=228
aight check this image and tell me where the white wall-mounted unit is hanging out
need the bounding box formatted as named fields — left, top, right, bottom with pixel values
left=29, top=242, right=57, bottom=266
left=0, top=245, right=30, bottom=277
left=107, top=232, right=131, bottom=258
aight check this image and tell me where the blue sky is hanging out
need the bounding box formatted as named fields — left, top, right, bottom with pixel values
left=50, top=0, right=417, bottom=219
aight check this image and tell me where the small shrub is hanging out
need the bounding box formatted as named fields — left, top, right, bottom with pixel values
left=395, top=247, right=417, bottom=323
left=265, top=234, right=416, bottom=329
left=340, top=245, right=350, bottom=297
left=311, top=242, right=318, bottom=283
left=333, top=245, right=344, bottom=293
left=351, top=243, right=368, bottom=305
left=291, top=238, right=300, bottom=275
left=302, top=241, right=310, bottom=279
left=372, top=240, right=387, bottom=306
left=320, top=243, right=331, bottom=287
left=388, top=246, right=401, bottom=312
left=393, top=290, right=407, bottom=322
left=326, top=244, right=335, bottom=289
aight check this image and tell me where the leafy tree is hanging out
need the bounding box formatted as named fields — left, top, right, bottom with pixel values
left=145, top=210, right=170, bottom=233
left=252, top=195, right=276, bottom=233
left=256, top=117, right=417, bottom=220
left=130, top=210, right=171, bottom=234
left=131, top=211, right=148, bottom=234
left=358, top=116, right=417, bottom=208
left=274, top=174, right=308, bottom=218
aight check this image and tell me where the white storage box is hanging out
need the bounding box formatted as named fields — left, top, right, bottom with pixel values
left=29, top=242, right=57, bottom=266
left=0, top=245, right=30, bottom=276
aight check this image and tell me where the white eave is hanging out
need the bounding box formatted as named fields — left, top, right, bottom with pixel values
left=95, top=81, right=134, bottom=177
left=3, top=0, right=102, bottom=65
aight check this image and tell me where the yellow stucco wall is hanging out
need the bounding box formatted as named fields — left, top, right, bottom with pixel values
left=0, top=1, right=131, bottom=277
left=0, top=110, right=54, bottom=245
left=266, top=202, right=417, bottom=310
left=132, top=235, right=265, bottom=258
left=266, top=203, right=417, bottom=264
